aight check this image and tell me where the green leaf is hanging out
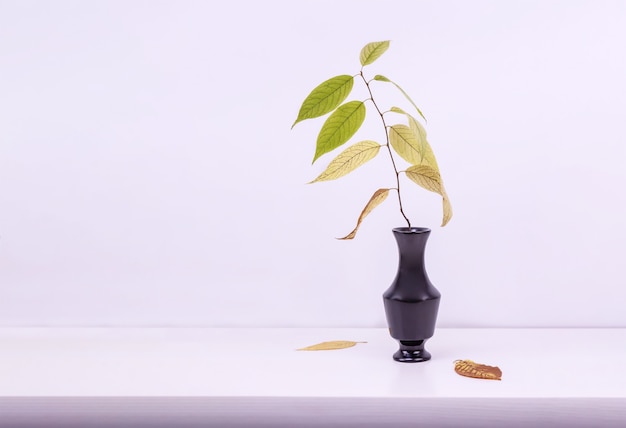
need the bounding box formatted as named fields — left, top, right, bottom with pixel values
left=310, top=140, right=381, bottom=183
left=292, top=75, right=354, bottom=129
left=313, top=101, right=366, bottom=164
left=405, top=165, right=453, bottom=227
left=360, top=41, right=390, bottom=66
left=374, top=74, right=427, bottom=122
left=338, top=188, right=390, bottom=240
left=389, top=124, right=422, bottom=165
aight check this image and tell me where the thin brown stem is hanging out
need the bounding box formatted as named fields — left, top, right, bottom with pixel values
left=359, top=71, right=411, bottom=228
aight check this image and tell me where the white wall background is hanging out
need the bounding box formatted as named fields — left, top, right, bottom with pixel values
left=1, top=0, right=625, bottom=327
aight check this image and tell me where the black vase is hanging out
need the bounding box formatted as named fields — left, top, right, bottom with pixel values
left=383, top=227, right=441, bottom=363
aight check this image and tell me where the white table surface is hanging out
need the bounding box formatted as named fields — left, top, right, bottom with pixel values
left=0, top=327, right=624, bottom=427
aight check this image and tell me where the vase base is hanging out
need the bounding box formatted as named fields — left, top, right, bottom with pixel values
left=393, top=340, right=431, bottom=363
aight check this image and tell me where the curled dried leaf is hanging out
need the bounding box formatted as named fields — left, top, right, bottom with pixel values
left=454, top=359, right=502, bottom=381
left=297, top=340, right=367, bottom=351
left=338, top=188, right=390, bottom=240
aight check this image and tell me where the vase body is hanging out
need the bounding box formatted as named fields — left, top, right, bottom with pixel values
left=383, top=227, right=441, bottom=362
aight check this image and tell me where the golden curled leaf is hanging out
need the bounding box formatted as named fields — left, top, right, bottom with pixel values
left=297, top=340, right=367, bottom=351
left=313, top=101, right=366, bottom=164
left=338, top=188, right=390, bottom=240
left=292, top=75, right=354, bottom=128
left=310, top=140, right=381, bottom=183
left=454, top=359, right=502, bottom=380
left=360, top=41, right=390, bottom=66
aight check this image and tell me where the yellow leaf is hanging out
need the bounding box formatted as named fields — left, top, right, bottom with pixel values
left=442, top=191, right=453, bottom=227
left=389, top=109, right=434, bottom=168
left=406, top=166, right=453, bottom=227
left=389, top=124, right=422, bottom=165
left=389, top=107, right=435, bottom=170
left=338, top=188, right=390, bottom=240
left=310, top=140, right=381, bottom=183
left=407, top=116, right=428, bottom=162
left=405, top=165, right=443, bottom=194
left=297, top=340, right=367, bottom=351
left=408, top=117, right=439, bottom=171
left=389, top=106, right=408, bottom=115
left=454, top=359, right=502, bottom=381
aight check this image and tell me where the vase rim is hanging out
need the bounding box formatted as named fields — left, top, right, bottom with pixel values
left=392, top=227, right=431, bottom=234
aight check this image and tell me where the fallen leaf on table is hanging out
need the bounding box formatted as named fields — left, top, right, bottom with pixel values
left=297, top=340, right=367, bottom=351
left=454, top=359, right=502, bottom=380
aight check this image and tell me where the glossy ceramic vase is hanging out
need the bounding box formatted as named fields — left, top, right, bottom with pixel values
left=383, top=227, right=441, bottom=362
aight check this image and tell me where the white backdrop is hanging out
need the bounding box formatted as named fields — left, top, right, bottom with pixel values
left=1, top=0, right=625, bottom=327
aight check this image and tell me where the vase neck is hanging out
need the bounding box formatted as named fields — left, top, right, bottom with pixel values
left=393, top=229, right=430, bottom=271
